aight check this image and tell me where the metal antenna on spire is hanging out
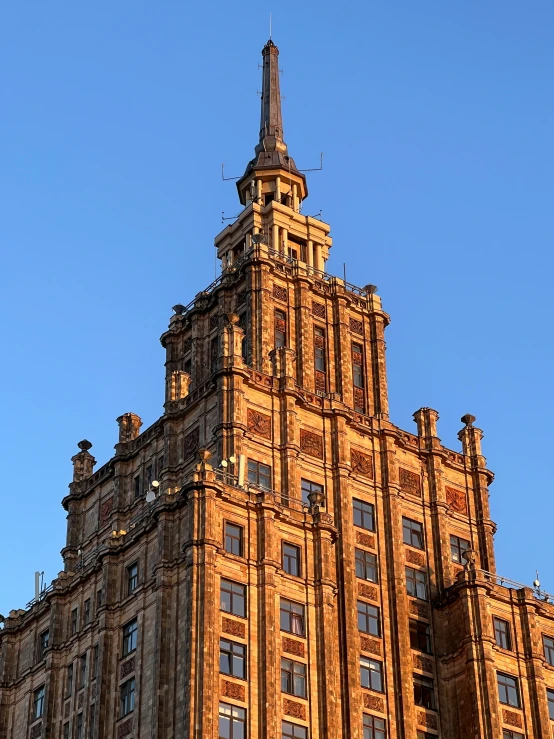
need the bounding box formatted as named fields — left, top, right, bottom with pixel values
left=269, top=13, right=272, bottom=40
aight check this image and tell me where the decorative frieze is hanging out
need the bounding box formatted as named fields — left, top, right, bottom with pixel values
left=77, top=693, right=83, bottom=709
left=351, top=449, right=373, bottom=478
left=300, top=429, right=323, bottom=458
left=399, top=468, right=421, bottom=497
left=283, top=698, right=306, bottom=720
left=30, top=723, right=42, bottom=739
left=282, top=637, right=305, bottom=657
left=446, top=486, right=468, bottom=514
left=247, top=408, right=272, bottom=439
left=222, top=680, right=245, bottom=702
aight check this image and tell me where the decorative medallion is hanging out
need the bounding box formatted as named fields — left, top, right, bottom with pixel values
left=99, top=497, right=113, bottom=528
left=446, top=486, right=468, bottom=514
left=273, top=284, right=288, bottom=302
left=358, top=583, right=378, bottom=601
left=312, top=301, right=326, bottom=318
left=363, top=694, right=384, bottom=712
left=300, top=429, right=323, bottom=459
left=222, top=617, right=245, bottom=639
left=399, top=468, right=421, bottom=497
left=406, top=549, right=426, bottom=567
left=183, top=427, right=199, bottom=460
left=282, top=637, right=305, bottom=657
left=221, top=680, right=245, bottom=702
left=350, top=317, right=364, bottom=335
left=283, top=699, right=306, bottom=720
left=356, top=531, right=375, bottom=549
left=360, top=637, right=381, bottom=656
left=351, top=449, right=373, bottom=478
left=247, top=408, right=272, bottom=439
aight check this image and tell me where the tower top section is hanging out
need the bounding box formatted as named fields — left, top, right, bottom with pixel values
left=237, top=40, right=307, bottom=206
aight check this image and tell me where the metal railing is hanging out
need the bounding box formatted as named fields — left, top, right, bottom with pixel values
left=480, top=570, right=554, bottom=604
left=213, top=468, right=309, bottom=513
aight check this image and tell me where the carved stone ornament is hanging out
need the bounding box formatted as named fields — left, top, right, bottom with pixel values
left=358, top=583, right=378, bottom=601
left=413, top=654, right=434, bottom=673
left=363, top=693, right=384, bottom=712
left=351, top=449, right=374, bottom=478
left=312, top=301, right=326, bottom=318
left=282, top=637, right=305, bottom=657
left=300, top=429, right=323, bottom=459
left=399, top=467, right=421, bottom=497
left=502, top=709, right=523, bottom=728
left=221, top=680, right=245, bottom=702
left=350, top=317, right=364, bottom=335
left=120, top=656, right=135, bottom=679
left=360, top=636, right=381, bottom=656
left=273, top=284, right=288, bottom=302
left=222, top=617, right=246, bottom=639
left=410, top=601, right=430, bottom=620
left=77, top=693, right=83, bottom=709
left=356, top=531, right=375, bottom=549
left=406, top=549, right=426, bottom=567
left=283, top=698, right=306, bottom=720
left=117, top=718, right=133, bottom=739
left=30, top=723, right=42, bottom=739
left=247, top=408, right=272, bottom=439
left=99, top=497, right=114, bottom=528
left=183, top=427, right=200, bottom=459
left=446, top=486, right=468, bottom=514
left=417, top=711, right=438, bottom=729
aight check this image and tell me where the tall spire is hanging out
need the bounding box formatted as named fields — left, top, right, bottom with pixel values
left=256, top=40, right=287, bottom=156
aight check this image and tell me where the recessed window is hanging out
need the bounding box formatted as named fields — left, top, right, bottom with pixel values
left=63, top=723, right=69, bottom=739
left=224, top=522, right=244, bottom=556
left=275, top=309, right=287, bottom=348
left=301, top=479, right=324, bottom=506
left=220, top=579, right=246, bottom=618
left=219, top=702, right=245, bottom=739
left=503, top=731, right=524, bottom=739
left=38, top=630, right=49, bottom=661
left=281, top=658, right=307, bottom=697
left=89, top=704, right=96, bottom=737
left=355, top=549, right=378, bottom=583
left=497, top=672, right=520, bottom=708
left=280, top=598, right=305, bottom=636
left=79, top=653, right=87, bottom=688
left=493, top=617, right=511, bottom=650
left=134, top=475, right=141, bottom=500
left=352, top=343, right=364, bottom=388
left=92, top=644, right=99, bottom=680
left=544, top=635, right=554, bottom=666
left=402, top=517, right=424, bottom=549
left=211, top=336, right=219, bottom=372
left=357, top=602, right=381, bottom=637
left=83, top=598, right=91, bottom=626
left=71, top=607, right=78, bottom=635
left=219, top=639, right=246, bottom=679
left=353, top=499, right=375, bottom=531
left=283, top=543, right=301, bottom=577
left=314, top=325, right=326, bottom=378
left=409, top=620, right=432, bottom=654
left=32, top=686, right=45, bottom=720
left=363, top=714, right=386, bottom=739
left=127, top=562, right=139, bottom=595
left=406, top=567, right=428, bottom=601
left=360, top=657, right=383, bottom=692
left=96, top=588, right=103, bottom=611
left=450, top=534, right=470, bottom=564
left=247, top=459, right=272, bottom=490
left=146, top=465, right=153, bottom=486
left=282, top=721, right=307, bottom=739
left=413, top=675, right=436, bottom=710
left=547, top=688, right=554, bottom=720
left=66, top=664, right=73, bottom=697
left=120, top=678, right=135, bottom=718
left=76, top=712, right=83, bottom=739
left=122, top=619, right=138, bottom=656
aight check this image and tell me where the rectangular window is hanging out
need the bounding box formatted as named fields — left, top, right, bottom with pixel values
left=247, top=459, right=272, bottom=490
left=363, top=714, right=386, bottom=739
left=32, top=686, right=45, bottom=720
left=280, top=598, right=305, bottom=636
left=158, top=455, right=164, bottom=476
left=493, top=617, right=511, bottom=650
left=224, top=522, right=244, bottom=557
left=352, top=342, right=365, bottom=412
left=96, top=588, right=102, bottom=611
left=275, top=309, right=287, bottom=348
left=353, top=499, right=375, bottom=531
left=403, top=517, right=424, bottom=548
left=503, top=732, right=524, bottom=739
left=314, top=325, right=326, bottom=393
left=301, top=479, right=324, bottom=506
left=497, top=672, right=520, bottom=708
left=120, top=678, right=135, bottom=718
left=83, top=599, right=91, bottom=625
left=219, top=702, right=246, bottom=739
left=220, top=579, right=246, bottom=618
left=66, top=664, right=73, bottom=697
left=146, top=464, right=153, bottom=487
left=406, top=567, right=429, bottom=600
left=544, top=635, right=554, bottom=666
left=92, top=644, right=99, bottom=680
left=547, top=688, right=554, bottom=720
left=357, top=602, right=381, bottom=637
left=409, top=620, right=432, bottom=654
left=238, top=313, right=247, bottom=362
left=360, top=657, right=383, bottom=692
left=282, top=721, right=307, bottom=739
left=63, top=724, right=70, bottom=739
left=127, top=562, right=139, bottom=595
left=281, top=658, right=307, bottom=698
left=283, top=543, right=301, bottom=577
left=355, top=549, right=378, bottom=583
left=122, top=619, right=138, bottom=656
left=79, top=653, right=87, bottom=688
left=413, top=675, right=436, bottom=710
left=89, top=704, right=96, bottom=739
left=134, top=475, right=141, bottom=499
left=38, top=630, right=49, bottom=661
left=219, top=639, right=246, bottom=679
left=450, top=534, right=470, bottom=564
left=76, top=713, right=83, bottom=739
left=211, top=336, right=219, bottom=372
left=71, top=608, right=78, bottom=635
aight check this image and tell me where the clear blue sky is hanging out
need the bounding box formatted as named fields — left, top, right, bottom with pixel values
left=1, top=1, right=553, bottom=616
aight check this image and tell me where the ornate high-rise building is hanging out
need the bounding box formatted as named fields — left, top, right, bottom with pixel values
left=2, top=39, right=554, bottom=739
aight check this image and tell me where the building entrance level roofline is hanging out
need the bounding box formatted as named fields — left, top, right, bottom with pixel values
left=2, top=36, right=554, bottom=739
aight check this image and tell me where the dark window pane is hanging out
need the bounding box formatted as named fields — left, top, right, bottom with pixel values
left=544, top=636, right=554, bottom=666
left=283, top=543, right=301, bottom=577
left=413, top=675, right=436, bottom=710
left=224, top=523, right=243, bottom=557
left=494, top=617, right=511, bottom=650
left=409, top=620, right=432, bottom=654
left=406, top=567, right=429, bottom=600
left=403, top=517, right=424, bottom=549
left=497, top=672, right=520, bottom=708
left=353, top=499, right=375, bottom=531
left=220, top=579, right=246, bottom=617
left=450, top=534, right=470, bottom=564
left=357, top=602, right=380, bottom=636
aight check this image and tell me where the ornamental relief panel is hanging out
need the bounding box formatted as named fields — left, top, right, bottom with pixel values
left=406, top=549, right=426, bottom=567
left=117, top=718, right=133, bottom=739
left=363, top=693, right=384, bottom=712
left=360, top=636, right=381, bottom=656
left=356, top=531, right=375, bottom=549
left=351, top=449, right=374, bottom=479
left=99, top=497, right=113, bottom=528
left=221, top=680, right=245, bottom=702
left=222, top=617, right=246, bottom=639
left=412, top=654, right=434, bottom=673
left=300, top=429, right=323, bottom=459
left=399, top=467, right=421, bottom=497
left=502, top=710, right=523, bottom=728
left=282, top=637, right=305, bottom=657
left=283, top=699, right=306, bottom=720
left=409, top=601, right=430, bottom=620
left=183, top=427, right=200, bottom=460
left=417, top=712, right=438, bottom=729
left=446, top=486, right=468, bottom=514
left=247, top=408, right=272, bottom=439
left=273, top=284, right=288, bottom=302
left=120, top=656, right=135, bottom=680
left=358, top=583, right=378, bottom=601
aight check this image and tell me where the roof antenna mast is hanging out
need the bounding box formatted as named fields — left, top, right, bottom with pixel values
left=269, top=13, right=272, bottom=40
